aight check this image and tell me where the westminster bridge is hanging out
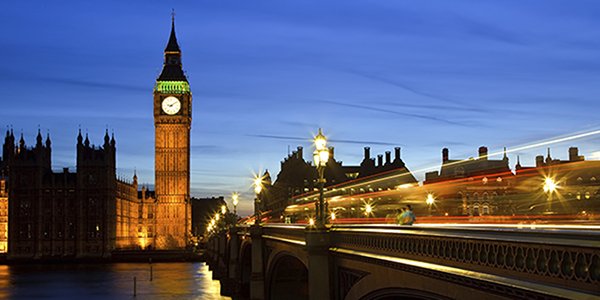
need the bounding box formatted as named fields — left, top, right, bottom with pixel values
left=204, top=224, right=600, bottom=300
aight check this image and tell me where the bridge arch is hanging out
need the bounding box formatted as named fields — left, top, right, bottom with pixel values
left=359, top=288, right=451, bottom=300
left=266, top=252, right=308, bottom=300
left=239, top=242, right=252, bottom=298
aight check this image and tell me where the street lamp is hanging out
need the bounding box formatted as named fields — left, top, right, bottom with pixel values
left=312, top=128, right=330, bottom=229
left=364, top=203, right=372, bottom=217
left=253, top=174, right=263, bottom=225
left=426, top=193, right=435, bottom=216
left=221, top=204, right=227, bottom=215
left=543, top=177, right=557, bottom=212
left=232, top=192, right=239, bottom=215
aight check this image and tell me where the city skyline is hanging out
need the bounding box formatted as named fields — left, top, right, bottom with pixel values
left=2, top=1, right=600, bottom=215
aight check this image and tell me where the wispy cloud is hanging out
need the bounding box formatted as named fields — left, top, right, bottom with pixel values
left=317, top=100, right=472, bottom=127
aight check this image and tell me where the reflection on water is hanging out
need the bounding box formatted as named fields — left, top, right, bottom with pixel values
left=0, top=262, right=230, bottom=299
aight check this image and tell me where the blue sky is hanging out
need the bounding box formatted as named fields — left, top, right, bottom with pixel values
left=2, top=1, right=600, bottom=215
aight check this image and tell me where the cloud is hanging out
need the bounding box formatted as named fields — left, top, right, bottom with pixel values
left=317, top=100, right=472, bottom=127
left=339, top=69, right=471, bottom=107
left=0, top=70, right=148, bottom=92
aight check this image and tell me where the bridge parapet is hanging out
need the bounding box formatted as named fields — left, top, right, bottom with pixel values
left=328, top=225, right=599, bottom=298
left=207, top=224, right=600, bottom=299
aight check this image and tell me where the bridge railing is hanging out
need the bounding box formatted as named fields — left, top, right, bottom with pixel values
left=327, top=224, right=600, bottom=297
left=259, top=223, right=600, bottom=298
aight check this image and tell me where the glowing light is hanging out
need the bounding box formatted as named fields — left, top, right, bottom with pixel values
left=397, top=183, right=414, bottom=189
left=330, top=211, right=336, bottom=220
left=319, top=149, right=330, bottom=164
left=426, top=193, right=435, bottom=206
left=215, top=213, right=220, bottom=221
left=314, top=128, right=327, bottom=151
left=232, top=192, right=239, bottom=206
left=543, top=177, right=557, bottom=193
left=221, top=205, right=227, bottom=215
left=364, top=203, right=373, bottom=215
left=253, top=175, right=263, bottom=194
left=154, top=81, right=191, bottom=94
left=308, top=218, right=315, bottom=226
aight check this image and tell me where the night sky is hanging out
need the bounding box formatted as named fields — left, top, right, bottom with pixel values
left=2, top=1, right=600, bottom=215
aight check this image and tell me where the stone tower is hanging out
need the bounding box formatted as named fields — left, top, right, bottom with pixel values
left=153, top=15, right=192, bottom=249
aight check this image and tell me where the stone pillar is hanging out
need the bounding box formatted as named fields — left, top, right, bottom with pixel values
left=214, top=232, right=228, bottom=280
left=250, top=225, right=265, bottom=300
left=306, top=229, right=331, bottom=300
left=222, top=227, right=241, bottom=296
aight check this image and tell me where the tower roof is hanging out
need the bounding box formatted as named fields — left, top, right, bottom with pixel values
left=165, top=15, right=181, bottom=53
left=157, top=13, right=188, bottom=83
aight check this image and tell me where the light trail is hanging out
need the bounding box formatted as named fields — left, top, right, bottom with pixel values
left=293, top=128, right=600, bottom=202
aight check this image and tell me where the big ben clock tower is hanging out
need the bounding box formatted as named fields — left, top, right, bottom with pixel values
left=154, top=15, right=191, bottom=249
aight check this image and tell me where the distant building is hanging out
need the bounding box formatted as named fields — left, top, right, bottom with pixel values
left=0, top=175, right=7, bottom=253
left=1, top=129, right=154, bottom=260
left=264, top=145, right=417, bottom=218
left=191, top=197, right=226, bottom=238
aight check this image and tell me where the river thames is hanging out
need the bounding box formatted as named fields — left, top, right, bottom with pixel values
left=0, top=262, right=230, bottom=299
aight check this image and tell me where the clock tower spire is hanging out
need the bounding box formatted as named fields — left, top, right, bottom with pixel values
left=153, top=13, right=192, bottom=250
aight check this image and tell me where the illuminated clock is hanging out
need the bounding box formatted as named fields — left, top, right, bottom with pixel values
left=161, top=96, right=181, bottom=115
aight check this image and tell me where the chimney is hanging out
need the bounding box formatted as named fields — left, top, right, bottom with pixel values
left=569, top=147, right=583, bottom=162
left=364, top=147, right=371, bottom=159
left=442, top=148, right=449, bottom=163
left=377, top=154, right=383, bottom=167
left=478, top=146, right=488, bottom=160
left=329, top=147, right=334, bottom=160
left=394, top=147, right=401, bottom=161
left=535, top=155, right=544, bottom=167
left=297, top=146, right=303, bottom=159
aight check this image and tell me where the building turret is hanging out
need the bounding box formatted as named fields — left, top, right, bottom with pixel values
left=77, top=129, right=83, bottom=146
left=45, top=132, right=51, bottom=149
left=110, top=132, right=116, bottom=148
left=19, top=133, right=25, bottom=150
left=545, top=148, right=552, bottom=164
left=385, top=151, right=391, bottom=166
left=104, top=129, right=110, bottom=149
left=36, top=129, right=43, bottom=148
left=377, top=154, right=383, bottom=167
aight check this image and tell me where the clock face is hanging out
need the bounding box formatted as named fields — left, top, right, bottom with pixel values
left=161, top=96, right=181, bottom=115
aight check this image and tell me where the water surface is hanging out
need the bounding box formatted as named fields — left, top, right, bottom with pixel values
left=0, top=262, right=230, bottom=299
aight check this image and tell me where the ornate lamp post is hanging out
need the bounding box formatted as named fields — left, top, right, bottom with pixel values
left=253, top=175, right=263, bottom=225
left=232, top=192, right=239, bottom=215
left=312, top=128, right=330, bottom=229
left=543, top=177, right=557, bottom=213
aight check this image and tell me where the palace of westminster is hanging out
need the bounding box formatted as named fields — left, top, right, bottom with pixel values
left=0, top=19, right=599, bottom=260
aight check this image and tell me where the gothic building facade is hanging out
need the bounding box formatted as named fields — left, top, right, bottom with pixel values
left=0, top=130, right=153, bottom=260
